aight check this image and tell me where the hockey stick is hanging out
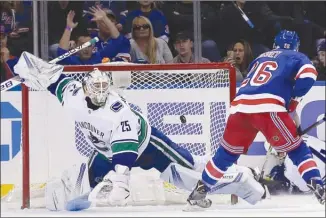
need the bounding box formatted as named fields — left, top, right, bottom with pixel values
left=0, top=37, right=99, bottom=92
left=298, top=114, right=326, bottom=136
left=293, top=110, right=303, bottom=134
left=232, top=1, right=254, bottom=28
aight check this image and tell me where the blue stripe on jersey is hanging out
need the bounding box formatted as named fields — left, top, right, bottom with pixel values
left=293, top=78, right=316, bottom=98
left=112, top=152, right=138, bottom=169
left=47, top=74, right=69, bottom=96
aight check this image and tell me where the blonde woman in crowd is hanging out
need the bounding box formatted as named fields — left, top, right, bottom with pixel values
left=130, top=16, right=173, bottom=64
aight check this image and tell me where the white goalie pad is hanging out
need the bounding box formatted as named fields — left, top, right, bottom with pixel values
left=160, top=163, right=266, bottom=205
left=45, top=163, right=91, bottom=211
left=14, top=51, right=64, bottom=90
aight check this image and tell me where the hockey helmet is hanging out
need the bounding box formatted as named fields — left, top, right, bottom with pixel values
left=82, top=68, right=111, bottom=107
left=273, top=30, right=300, bottom=51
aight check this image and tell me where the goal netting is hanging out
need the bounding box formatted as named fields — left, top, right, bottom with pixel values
left=1, top=63, right=236, bottom=209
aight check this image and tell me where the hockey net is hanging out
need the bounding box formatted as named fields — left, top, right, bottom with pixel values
left=1, top=63, right=236, bottom=209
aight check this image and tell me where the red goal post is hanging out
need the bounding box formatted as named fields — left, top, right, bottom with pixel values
left=19, top=62, right=237, bottom=209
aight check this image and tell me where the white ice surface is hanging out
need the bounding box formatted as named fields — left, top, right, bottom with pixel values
left=2, top=195, right=325, bottom=217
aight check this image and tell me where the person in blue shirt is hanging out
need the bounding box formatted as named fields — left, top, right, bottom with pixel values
left=57, top=7, right=130, bottom=65
left=87, top=8, right=127, bottom=61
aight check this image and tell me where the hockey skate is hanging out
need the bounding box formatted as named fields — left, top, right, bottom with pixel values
left=307, top=179, right=325, bottom=205
left=184, top=180, right=212, bottom=211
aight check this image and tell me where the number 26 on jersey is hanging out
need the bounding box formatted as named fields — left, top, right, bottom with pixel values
left=240, top=61, right=278, bottom=87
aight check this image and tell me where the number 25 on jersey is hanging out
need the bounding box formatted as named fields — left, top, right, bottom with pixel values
left=240, top=61, right=278, bottom=87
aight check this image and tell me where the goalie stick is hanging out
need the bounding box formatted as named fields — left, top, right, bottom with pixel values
left=0, top=37, right=99, bottom=92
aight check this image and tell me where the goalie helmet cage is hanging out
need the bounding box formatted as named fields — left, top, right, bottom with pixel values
left=19, top=63, right=237, bottom=209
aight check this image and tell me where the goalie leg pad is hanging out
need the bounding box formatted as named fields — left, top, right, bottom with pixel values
left=160, top=163, right=201, bottom=192
left=45, top=162, right=91, bottom=211
left=45, top=178, right=67, bottom=211
left=161, top=163, right=265, bottom=205
left=209, top=167, right=265, bottom=205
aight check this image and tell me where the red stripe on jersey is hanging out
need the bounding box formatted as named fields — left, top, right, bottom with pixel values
left=205, top=161, right=224, bottom=179
left=231, top=98, right=284, bottom=107
left=295, top=67, right=318, bottom=79
left=298, top=160, right=317, bottom=175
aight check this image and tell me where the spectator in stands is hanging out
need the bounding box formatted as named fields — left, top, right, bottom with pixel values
left=312, top=39, right=326, bottom=81
left=5, top=1, right=33, bottom=57
left=222, top=40, right=254, bottom=82
left=1, top=31, right=9, bottom=64
left=173, top=31, right=210, bottom=63
left=219, top=1, right=291, bottom=58
left=0, top=1, right=15, bottom=39
left=48, top=1, right=86, bottom=59
left=0, top=1, right=19, bottom=82
left=57, top=9, right=130, bottom=65
left=85, top=6, right=130, bottom=62
left=130, top=16, right=173, bottom=64
left=1, top=29, right=13, bottom=82
left=161, top=1, right=221, bottom=62
left=225, top=40, right=253, bottom=78
left=83, top=1, right=127, bottom=30
left=120, top=0, right=170, bottom=43
left=0, top=1, right=14, bottom=64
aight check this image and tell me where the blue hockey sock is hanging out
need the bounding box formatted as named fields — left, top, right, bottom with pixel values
left=287, top=141, right=322, bottom=185
left=202, top=146, right=240, bottom=186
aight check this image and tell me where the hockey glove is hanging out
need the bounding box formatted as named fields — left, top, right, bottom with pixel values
left=288, top=97, right=303, bottom=113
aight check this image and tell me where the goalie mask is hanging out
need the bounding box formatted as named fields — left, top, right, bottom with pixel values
left=82, top=68, right=111, bottom=107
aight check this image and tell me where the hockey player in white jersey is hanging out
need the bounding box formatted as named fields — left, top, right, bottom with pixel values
left=264, top=135, right=325, bottom=195
left=14, top=52, right=267, bottom=210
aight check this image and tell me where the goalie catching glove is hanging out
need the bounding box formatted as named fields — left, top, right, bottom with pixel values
left=14, top=52, right=64, bottom=90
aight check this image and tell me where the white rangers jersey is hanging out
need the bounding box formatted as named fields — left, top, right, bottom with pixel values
left=49, top=76, right=151, bottom=164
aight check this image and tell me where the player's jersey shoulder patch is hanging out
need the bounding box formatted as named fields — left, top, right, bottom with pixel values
left=110, top=101, right=124, bottom=112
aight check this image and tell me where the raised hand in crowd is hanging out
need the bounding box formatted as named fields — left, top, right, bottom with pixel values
left=86, top=6, right=107, bottom=22
left=66, top=10, right=79, bottom=29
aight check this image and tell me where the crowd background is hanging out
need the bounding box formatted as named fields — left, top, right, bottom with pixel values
left=1, top=1, right=325, bottom=83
